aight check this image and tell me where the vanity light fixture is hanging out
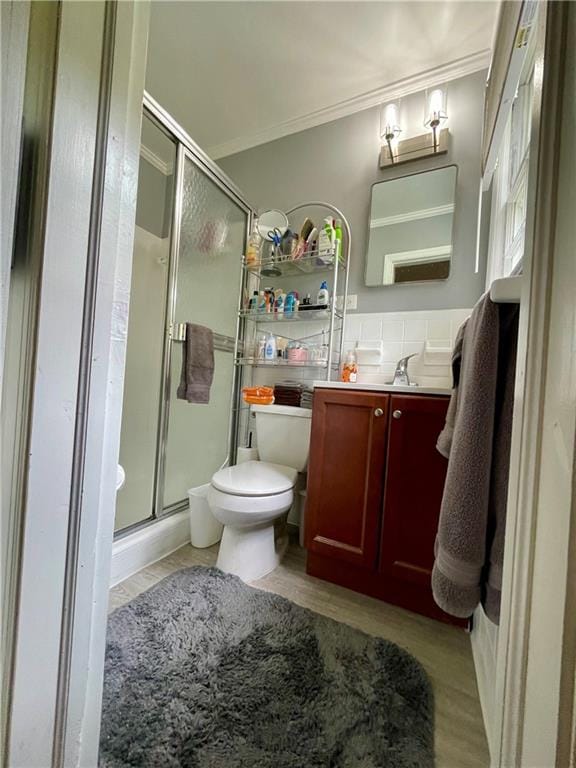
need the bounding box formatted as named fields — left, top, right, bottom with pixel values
left=380, top=86, right=450, bottom=168
left=380, top=102, right=402, bottom=165
left=424, top=87, right=448, bottom=152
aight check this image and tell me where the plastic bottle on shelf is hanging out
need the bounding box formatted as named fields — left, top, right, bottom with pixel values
left=248, top=291, right=259, bottom=312
left=245, top=218, right=261, bottom=266
left=264, top=333, right=277, bottom=360
left=256, top=333, right=267, bottom=359
left=264, top=288, right=275, bottom=313
left=317, top=280, right=329, bottom=306
left=318, top=217, right=336, bottom=264
left=320, top=330, right=329, bottom=362
left=341, top=350, right=358, bottom=383
left=274, top=291, right=284, bottom=314
left=284, top=292, right=295, bottom=316
left=334, top=219, right=344, bottom=264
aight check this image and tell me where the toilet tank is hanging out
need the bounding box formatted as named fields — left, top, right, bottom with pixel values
left=252, top=404, right=312, bottom=471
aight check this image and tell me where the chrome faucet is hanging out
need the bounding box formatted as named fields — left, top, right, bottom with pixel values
left=389, top=353, right=419, bottom=387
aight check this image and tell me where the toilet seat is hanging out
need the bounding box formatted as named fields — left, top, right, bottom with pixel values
left=211, top=460, right=297, bottom=497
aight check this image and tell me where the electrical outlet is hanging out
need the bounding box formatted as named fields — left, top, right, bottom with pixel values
left=336, top=294, right=357, bottom=310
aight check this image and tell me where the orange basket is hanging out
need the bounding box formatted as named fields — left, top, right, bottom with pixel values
left=242, top=386, right=275, bottom=406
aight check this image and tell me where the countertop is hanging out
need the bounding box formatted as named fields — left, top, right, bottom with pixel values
left=312, top=380, right=452, bottom=396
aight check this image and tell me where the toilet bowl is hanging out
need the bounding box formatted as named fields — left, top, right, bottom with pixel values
left=208, top=404, right=312, bottom=581
left=208, top=461, right=297, bottom=581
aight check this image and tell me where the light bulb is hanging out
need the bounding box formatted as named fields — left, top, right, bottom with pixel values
left=380, top=102, right=402, bottom=142
left=424, top=88, right=448, bottom=129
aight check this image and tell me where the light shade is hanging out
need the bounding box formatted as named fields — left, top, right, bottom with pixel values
left=380, top=102, right=402, bottom=142
left=424, top=87, right=448, bottom=129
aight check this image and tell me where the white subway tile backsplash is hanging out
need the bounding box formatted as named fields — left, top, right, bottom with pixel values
left=360, top=318, right=383, bottom=341
left=450, top=310, right=470, bottom=340
left=420, top=364, right=452, bottom=378
left=348, top=308, right=470, bottom=387
left=356, top=371, right=388, bottom=385
left=402, top=340, right=425, bottom=357
left=426, top=316, right=451, bottom=340
left=381, top=320, right=404, bottom=341
left=380, top=341, right=404, bottom=363
left=379, top=362, right=396, bottom=377
left=343, top=316, right=361, bottom=342
left=404, top=316, right=427, bottom=341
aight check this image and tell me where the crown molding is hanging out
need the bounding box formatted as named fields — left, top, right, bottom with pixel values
left=208, top=49, right=490, bottom=160
left=140, top=143, right=173, bottom=176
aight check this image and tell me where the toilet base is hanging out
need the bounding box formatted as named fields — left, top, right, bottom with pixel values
left=216, top=523, right=279, bottom=582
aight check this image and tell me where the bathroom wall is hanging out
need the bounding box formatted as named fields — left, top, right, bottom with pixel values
left=219, top=69, right=487, bottom=314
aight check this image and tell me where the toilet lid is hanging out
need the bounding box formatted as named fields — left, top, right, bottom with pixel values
left=211, top=461, right=297, bottom=497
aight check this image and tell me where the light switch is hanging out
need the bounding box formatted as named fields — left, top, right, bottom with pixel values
left=336, top=294, right=357, bottom=310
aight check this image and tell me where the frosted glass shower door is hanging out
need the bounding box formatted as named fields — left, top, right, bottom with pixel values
left=161, top=151, right=248, bottom=511
left=115, top=114, right=176, bottom=532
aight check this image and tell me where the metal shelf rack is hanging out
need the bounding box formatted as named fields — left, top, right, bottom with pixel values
left=236, top=201, right=351, bottom=381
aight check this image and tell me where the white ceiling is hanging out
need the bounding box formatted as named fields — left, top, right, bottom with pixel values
left=145, top=1, right=497, bottom=159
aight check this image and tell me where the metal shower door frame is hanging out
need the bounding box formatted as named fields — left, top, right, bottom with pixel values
left=142, top=92, right=253, bottom=521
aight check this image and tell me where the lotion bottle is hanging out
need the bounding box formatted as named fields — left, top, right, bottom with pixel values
left=317, top=280, right=329, bottom=306
left=264, top=334, right=277, bottom=360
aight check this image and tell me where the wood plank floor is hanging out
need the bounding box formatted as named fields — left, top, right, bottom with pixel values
left=109, top=541, right=490, bottom=768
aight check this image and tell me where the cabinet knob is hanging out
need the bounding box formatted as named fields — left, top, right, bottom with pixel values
left=392, top=409, right=402, bottom=419
left=374, top=408, right=384, bottom=417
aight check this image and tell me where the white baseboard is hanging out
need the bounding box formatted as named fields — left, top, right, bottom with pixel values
left=110, top=510, right=191, bottom=587
left=471, top=604, right=499, bottom=763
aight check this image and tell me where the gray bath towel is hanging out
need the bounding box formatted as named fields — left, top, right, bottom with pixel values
left=436, top=319, right=468, bottom=458
left=432, top=293, right=518, bottom=624
left=176, top=323, right=214, bottom=404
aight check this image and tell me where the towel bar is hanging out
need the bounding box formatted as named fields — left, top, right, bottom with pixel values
left=170, top=323, right=236, bottom=353
left=490, top=275, right=522, bottom=303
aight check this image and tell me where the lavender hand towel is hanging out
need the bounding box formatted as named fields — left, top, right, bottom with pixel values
left=176, top=323, right=214, bottom=404
left=432, top=293, right=518, bottom=624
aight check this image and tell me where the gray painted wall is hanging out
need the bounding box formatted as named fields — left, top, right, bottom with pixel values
left=220, top=69, right=487, bottom=313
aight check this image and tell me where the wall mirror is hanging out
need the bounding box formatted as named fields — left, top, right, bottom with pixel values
left=365, top=165, right=457, bottom=286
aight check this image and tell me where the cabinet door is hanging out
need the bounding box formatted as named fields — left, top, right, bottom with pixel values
left=380, top=395, right=449, bottom=587
left=305, top=389, right=389, bottom=569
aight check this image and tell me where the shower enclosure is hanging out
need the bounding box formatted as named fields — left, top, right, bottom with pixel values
left=115, top=94, right=251, bottom=533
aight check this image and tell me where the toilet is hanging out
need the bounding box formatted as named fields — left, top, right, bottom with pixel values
left=208, top=404, right=312, bottom=581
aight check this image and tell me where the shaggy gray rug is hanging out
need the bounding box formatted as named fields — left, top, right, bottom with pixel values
left=100, top=567, right=434, bottom=768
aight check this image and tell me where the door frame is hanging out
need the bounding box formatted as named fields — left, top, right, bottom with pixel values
left=494, top=3, right=576, bottom=766
left=3, top=2, right=150, bottom=765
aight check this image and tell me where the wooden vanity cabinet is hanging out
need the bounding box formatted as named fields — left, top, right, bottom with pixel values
left=305, top=389, right=389, bottom=570
left=305, top=387, right=463, bottom=626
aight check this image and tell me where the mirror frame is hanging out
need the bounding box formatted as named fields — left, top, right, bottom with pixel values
left=365, top=163, right=459, bottom=288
